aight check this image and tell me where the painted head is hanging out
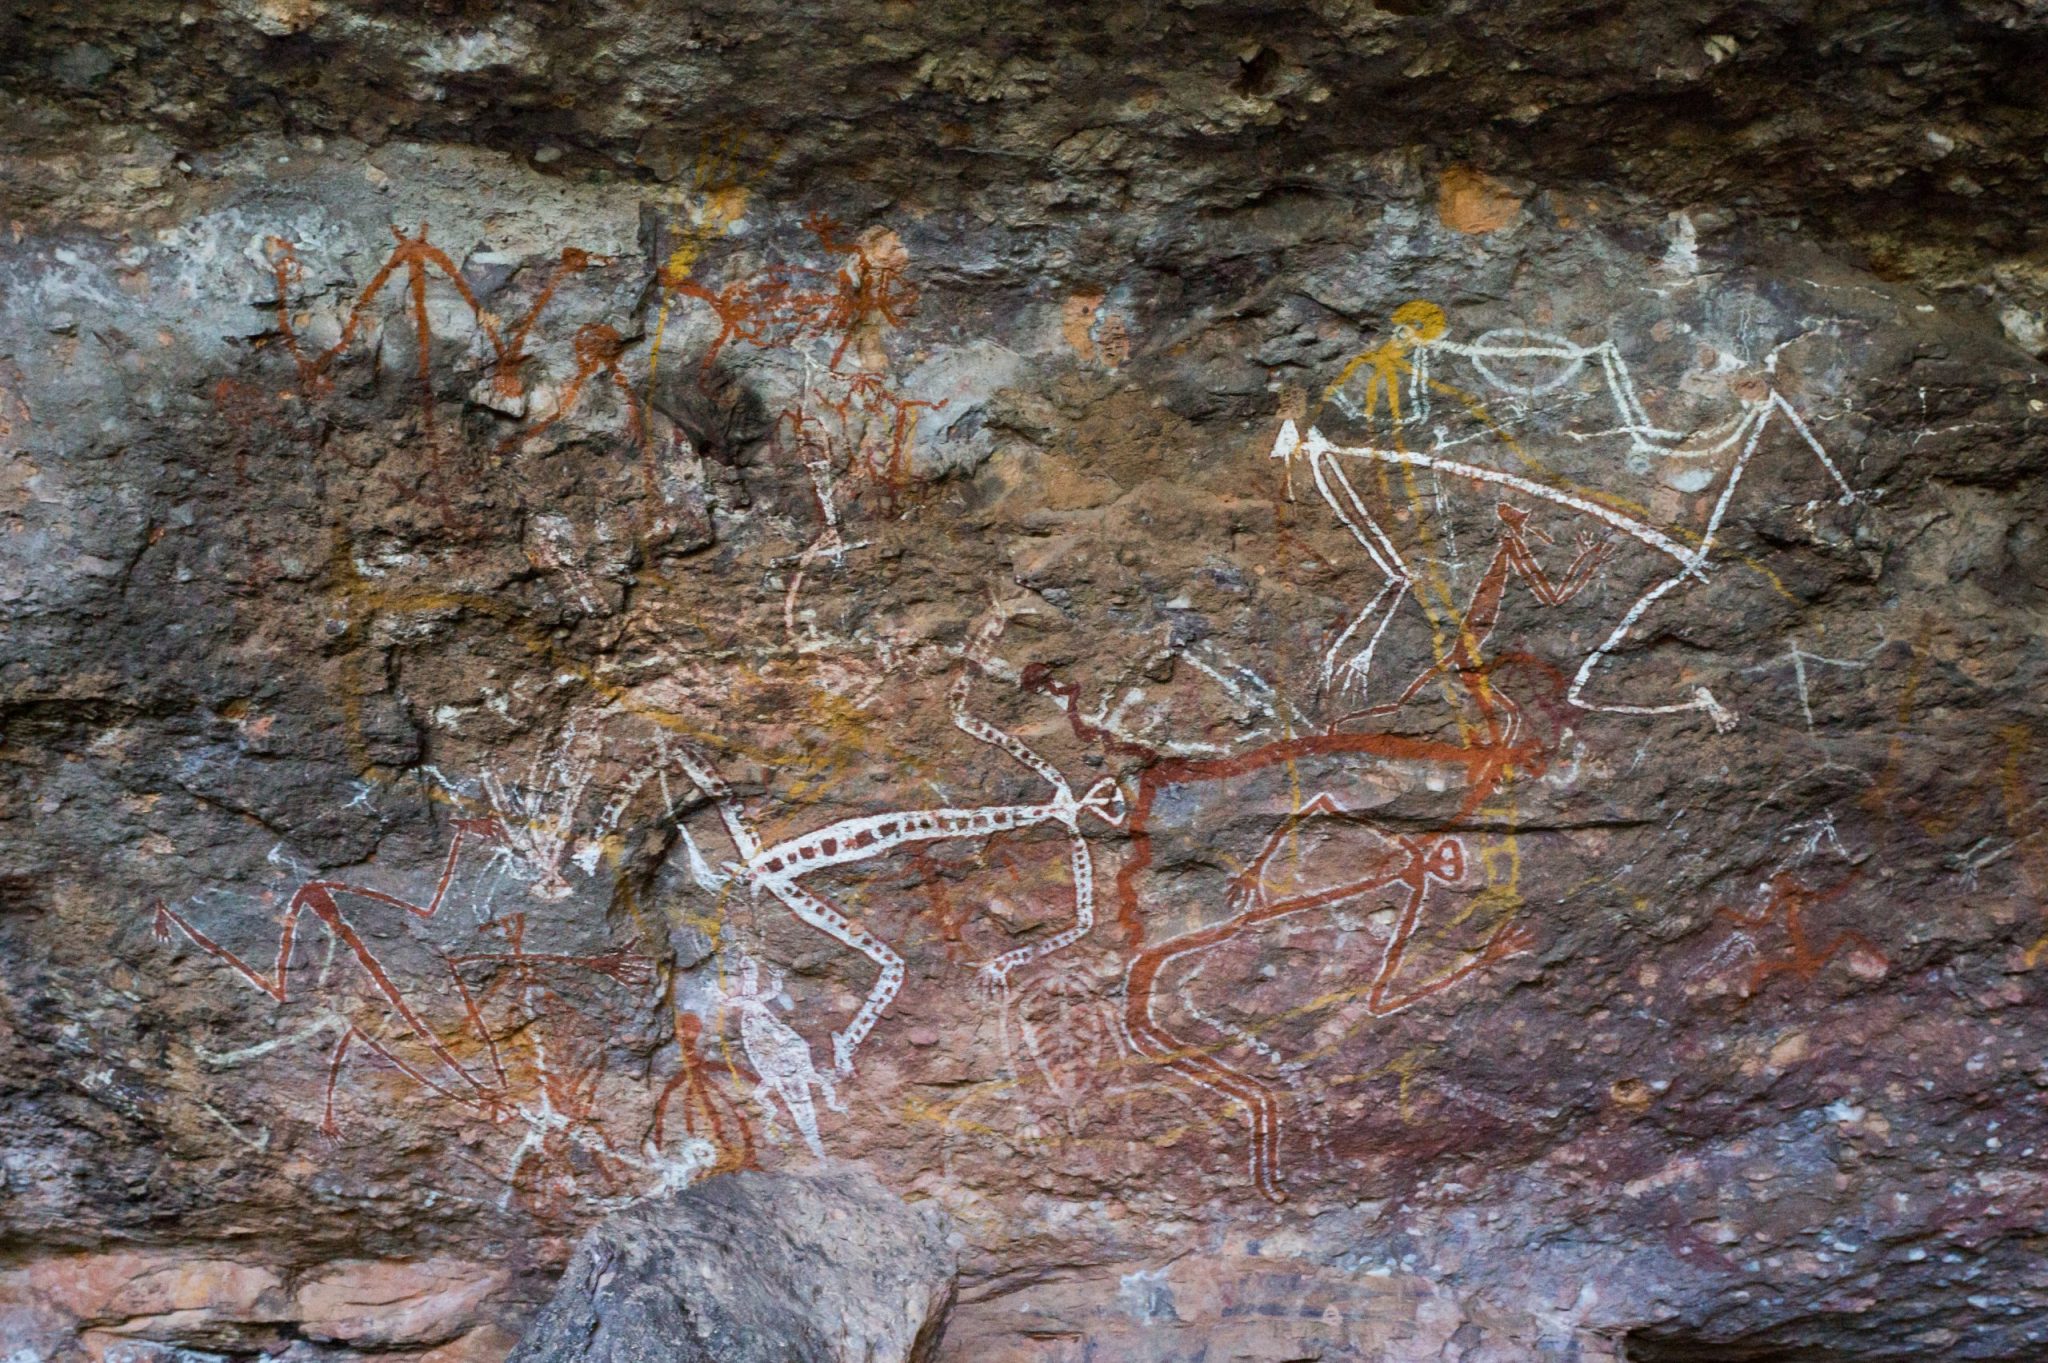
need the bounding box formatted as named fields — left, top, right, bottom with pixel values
left=1390, top=300, right=1449, bottom=350
left=1076, top=776, right=1129, bottom=828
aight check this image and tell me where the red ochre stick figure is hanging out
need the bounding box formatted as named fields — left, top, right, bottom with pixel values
left=447, top=910, right=658, bottom=992
left=451, top=911, right=666, bottom=1210
left=660, top=218, right=918, bottom=379
left=823, top=226, right=918, bottom=372
left=267, top=227, right=595, bottom=403
left=844, top=372, right=945, bottom=507
left=154, top=825, right=671, bottom=1153
left=1715, top=870, right=1884, bottom=996
left=775, top=370, right=946, bottom=538
left=263, top=227, right=600, bottom=525
left=490, top=322, right=685, bottom=542
left=151, top=817, right=510, bottom=1135
left=664, top=266, right=838, bottom=376
left=651, top=1009, right=756, bottom=1176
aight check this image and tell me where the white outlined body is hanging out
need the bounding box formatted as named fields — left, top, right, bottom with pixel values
left=1274, top=311, right=1867, bottom=730
left=718, top=950, right=846, bottom=1156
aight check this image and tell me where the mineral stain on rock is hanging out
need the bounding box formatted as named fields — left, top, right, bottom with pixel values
left=1435, top=167, right=1523, bottom=236
left=2, top=1, right=2047, bottom=1361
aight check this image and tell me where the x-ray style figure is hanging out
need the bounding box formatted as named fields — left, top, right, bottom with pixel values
left=672, top=612, right=1127, bottom=1076
left=1273, top=300, right=1865, bottom=731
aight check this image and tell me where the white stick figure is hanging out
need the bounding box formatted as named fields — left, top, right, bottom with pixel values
left=1275, top=301, right=1871, bottom=731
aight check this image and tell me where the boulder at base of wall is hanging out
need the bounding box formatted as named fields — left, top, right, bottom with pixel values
left=505, top=1164, right=956, bottom=1363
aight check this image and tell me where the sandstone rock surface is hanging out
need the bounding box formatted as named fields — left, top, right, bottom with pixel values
left=506, top=1165, right=955, bottom=1363
left=2, top=3, right=2047, bottom=1362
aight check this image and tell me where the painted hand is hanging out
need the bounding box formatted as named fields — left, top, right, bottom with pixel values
left=1482, top=920, right=1537, bottom=964
left=974, top=959, right=1016, bottom=999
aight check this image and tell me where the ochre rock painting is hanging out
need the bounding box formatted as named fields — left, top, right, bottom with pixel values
left=3, top=125, right=2046, bottom=1363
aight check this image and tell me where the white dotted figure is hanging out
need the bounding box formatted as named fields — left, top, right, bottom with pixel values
left=718, top=949, right=845, bottom=1158
left=672, top=606, right=1126, bottom=1076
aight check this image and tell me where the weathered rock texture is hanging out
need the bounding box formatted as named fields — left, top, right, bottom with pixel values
left=506, top=1164, right=955, bottom=1363
left=2, top=2, right=2047, bottom=1361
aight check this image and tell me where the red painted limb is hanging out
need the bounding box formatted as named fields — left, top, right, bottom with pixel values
left=265, top=226, right=522, bottom=397
left=322, top=1019, right=491, bottom=1137
left=1462, top=538, right=1519, bottom=642
left=397, top=228, right=495, bottom=339
left=1366, top=899, right=1531, bottom=1017
left=154, top=821, right=506, bottom=1104
left=449, top=946, right=657, bottom=989
left=1120, top=989, right=1286, bottom=1202
left=803, top=212, right=856, bottom=254
left=152, top=899, right=286, bottom=1002
left=1119, top=805, right=1494, bottom=1199
left=491, top=328, right=622, bottom=461
left=610, top=369, right=669, bottom=527
left=672, top=270, right=836, bottom=375
left=1140, top=858, right=1416, bottom=975
left=1548, top=533, right=1616, bottom=602
left=1718, top=871, right=1870, bottom=992
left=1362, top=854, right=1447, bottom=1016
left=1501, top=528, right=1608, bottom=608
left=396, top=240, right=464, bottom=525
left=312, top=816, right=493, bottom=925
left=398, top=250, right=432, bottom=431
left=1355, top=839, right=1538, bottom=1016
left=653, top=1008, right=753, bottom=1167
left=266, top=236, right=407, bottom=388
left=264, top=226, right=527, bottom=527
left=323, top=1025, right=355, bottom=1136
left=511, top=355, right=600, bottom=450
left=429, top=819, right=498, bottom=912
left=1118, top=845, right=1431, bottom=1204
left=1362, top=511, right=1609, bottom=727
left=1749, top=927, right=1883, bottom=990
left=309, top=897, right=493, bottom=1097
left=825, top=254, right=918, bottom=372
left=839, top=380, right=944, bottom=504
left=672, top=281, right=744, bottom=374
left=1716, top=903, right=1777, bottom=931
left=497, top=247, right=595, bottom=394
left=439, top=957, right=509, bottom=1095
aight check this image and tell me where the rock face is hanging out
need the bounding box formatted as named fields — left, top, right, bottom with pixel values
left=506, top=1165, right=955, bottom=1363
left=3, top=3, right=2048, bottom=1362
left=0, top=1252, right=515, bottom=1362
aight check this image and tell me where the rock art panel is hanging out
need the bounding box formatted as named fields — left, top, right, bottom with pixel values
left=1, top=108, right=2045, bottom=1363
